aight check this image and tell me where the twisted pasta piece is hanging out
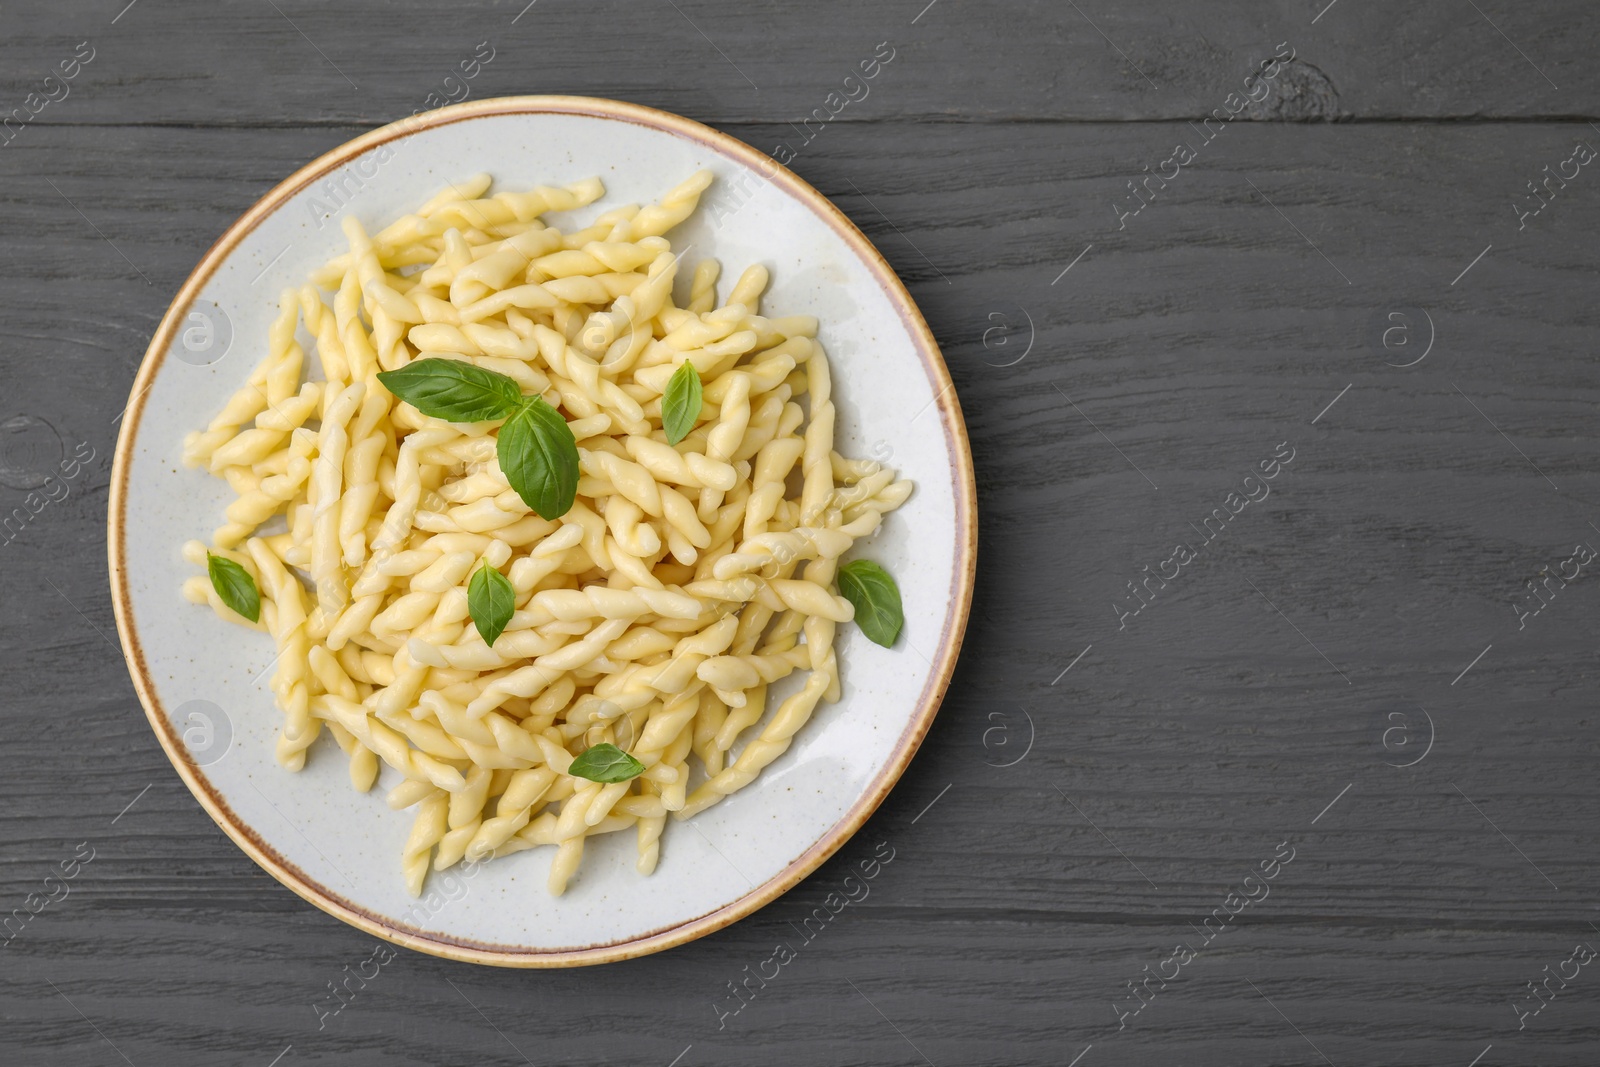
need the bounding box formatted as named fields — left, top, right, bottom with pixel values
left=435, top=766, right=491, bottom=870
left=214, top=430, right=315, bottom=548
left=310, top=695, right=466, bottom=792
left=402, top=791, right=449, bottom=896
left=308, top=382, right=366, bottom=627
left=464, top=766, right=556, bottom=862
left=247, top=539, right=316, bottom=770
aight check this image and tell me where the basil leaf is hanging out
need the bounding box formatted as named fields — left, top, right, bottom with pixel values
left=567, top=743, right=645, bottom=783
left=497, top=396, right=579, bottom=520
left=661, top=361, right=703, bottom=446
left=467, top=561, right=515, bottom=648
left=207, top=552, right=260, bottom=623
left=837, top=559, right=903, bottom=647
left=376, top=358, right=523, bottom=422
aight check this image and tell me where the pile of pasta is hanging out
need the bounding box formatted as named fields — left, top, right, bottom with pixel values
left=180, top=170, right=911, bottom=896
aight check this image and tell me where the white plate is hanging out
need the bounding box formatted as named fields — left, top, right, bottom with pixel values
left=109, top=97, right=975, bottom=966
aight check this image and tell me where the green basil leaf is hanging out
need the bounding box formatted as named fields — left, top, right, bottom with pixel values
left=207, top=552, right=260, bottom=623
left=661, top=360, right=703, bottom=446
left=837, top=559, right=903, bottom=647
left=467, top=561, right=515, bottom=648
left=567, top=742, right=645, bottom=783
left=497, top=396, right=579, bottom=520
left=376, top=358, right=523, bottom=422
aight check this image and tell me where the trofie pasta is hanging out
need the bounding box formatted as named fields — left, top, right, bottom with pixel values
left=179, top=170, right=912, bottom=896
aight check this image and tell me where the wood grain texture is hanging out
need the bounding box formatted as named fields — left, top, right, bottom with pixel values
left=1, top=0, right=1598, bottom=125
left=2, top=1, right=1599, bottom=1064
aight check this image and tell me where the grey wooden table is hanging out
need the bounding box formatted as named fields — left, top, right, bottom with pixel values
left=4, top=2, right=1599, bottom=1064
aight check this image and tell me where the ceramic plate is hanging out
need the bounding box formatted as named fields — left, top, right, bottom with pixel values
left=109, top=96, right=975, bottom=966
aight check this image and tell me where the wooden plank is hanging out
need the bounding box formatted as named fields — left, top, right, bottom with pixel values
left=0, top=0, right=1597, bottom=128
left=5, top=908, right=1597, bottom=1065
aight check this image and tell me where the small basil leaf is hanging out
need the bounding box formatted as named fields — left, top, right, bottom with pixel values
left=567, top=743, right=645, bottom=783
left=467, top=561, right=515, bottom=648
left=376, top=358, right=523, bottom=422
left=661, top=361, right=703, bottom=446
left=837, top=559, right=903, bottom=648
left=497, top=396, right=579, bottom=520
left=207, top=552, right=261, bottom=623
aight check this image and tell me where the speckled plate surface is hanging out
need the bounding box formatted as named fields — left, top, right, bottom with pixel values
left=109, top=96, right=975, bottom=966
